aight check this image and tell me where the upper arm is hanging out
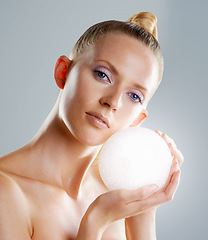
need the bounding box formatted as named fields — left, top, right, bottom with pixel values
left=0, top=172, right=32, bottom=240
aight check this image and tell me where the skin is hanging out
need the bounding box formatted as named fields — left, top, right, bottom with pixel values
left=0, top=33, right=183, bottom=240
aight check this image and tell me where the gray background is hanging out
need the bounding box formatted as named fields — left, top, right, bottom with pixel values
left=0, top=0, right=207, bottom=239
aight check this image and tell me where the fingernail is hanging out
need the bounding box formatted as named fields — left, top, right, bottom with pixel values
left=156, top=130, right=161, bottom=135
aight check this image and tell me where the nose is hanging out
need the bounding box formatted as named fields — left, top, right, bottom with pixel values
left=99, top=89, right=122, bottom=111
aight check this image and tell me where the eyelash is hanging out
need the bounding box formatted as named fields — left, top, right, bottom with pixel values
left=94, top=70, right=111, bottom=83
left=93, top=67, right=144, bottom=104
left=128, top=92, right=143, bottom=104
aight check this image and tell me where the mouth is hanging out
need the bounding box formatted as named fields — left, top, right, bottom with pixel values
left=86, top=112, right=110, bottom=129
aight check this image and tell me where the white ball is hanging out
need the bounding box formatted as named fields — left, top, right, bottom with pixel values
left=99, top=127, right=172, bottom=190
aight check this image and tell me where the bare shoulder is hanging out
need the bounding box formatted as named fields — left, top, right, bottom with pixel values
left=0, top=170, right=26, bottom=199
left=0, top=170, right=33, bottom=239
left=0, top=151, right=31, bottom=211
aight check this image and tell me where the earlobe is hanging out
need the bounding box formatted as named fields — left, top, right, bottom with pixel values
left=129, top=110, right=148, bottom=127
left=54, top=55, right=72, bottom=89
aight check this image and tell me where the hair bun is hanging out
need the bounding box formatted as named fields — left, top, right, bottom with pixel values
left=127, top=12, right=158, bottom=40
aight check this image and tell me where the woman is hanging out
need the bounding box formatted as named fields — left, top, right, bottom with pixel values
left=0, top=11, right=183, bottom=239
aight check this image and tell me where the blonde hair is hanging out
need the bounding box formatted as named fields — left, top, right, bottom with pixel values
left=71, top=12, right=163, bottom=83
left=127, top=12, right=158, bottom=40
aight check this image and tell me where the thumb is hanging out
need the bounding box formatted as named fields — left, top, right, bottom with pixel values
left=124, top=184, right=159, bottom=203
left=137, top=184, right=158, bottom=200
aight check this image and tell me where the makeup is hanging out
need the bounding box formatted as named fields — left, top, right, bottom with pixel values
left=85, top=112, right=110, bottom=129
left=93, top=66, right=113, bottom=83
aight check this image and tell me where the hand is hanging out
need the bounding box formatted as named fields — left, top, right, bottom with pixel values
left=77, top=131, right=183, bottom=239
left=138, top=129, right=184, bottom=215
left=124, top=131, right=184, bottom=240
left=137, top=130, right=184, bottom=213
left=155, top=130, right=184, bottom=167
left=81, top=158, right=180, bottom=229
left=77, top=184, right=160, bottom=239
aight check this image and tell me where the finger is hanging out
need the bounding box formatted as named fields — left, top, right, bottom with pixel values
left=161, top=157, right=178, bottom=191
left=152, top=170, right=180, bottom=205
left=155, top=129, right=162, bottom=136
left=161, top=133, right=176, bottom=148
left=123, top=184, right=158, bottom=204
left=168, top=143, right=184, bottom=166
left=132, top=170, right=181, bottom=213
left=160, top=133, right=184, bottom=166
left=124, top=185, right=159, bottom=216
left=163, top=169, right=181, bottom=201
left=155, top=131, right=178, bottom=151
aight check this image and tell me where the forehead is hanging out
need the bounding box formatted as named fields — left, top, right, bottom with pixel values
left=81, top=33, right=159, bottom=99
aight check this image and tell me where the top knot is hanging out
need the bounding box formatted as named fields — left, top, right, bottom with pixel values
left=127, top=12, right=158, bottom=40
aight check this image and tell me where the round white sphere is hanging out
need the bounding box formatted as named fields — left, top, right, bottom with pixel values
left=99, top=127, right=172, bottom=190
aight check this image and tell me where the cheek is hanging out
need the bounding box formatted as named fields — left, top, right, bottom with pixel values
left=74, top=66, right=98, bottom=97
left=59, top=79, right=81, bottom=127
left=59, top=69, right=97, bottom=120
left=61, top=69, right=90, bottom=105
left=115, top=104, right=143, bottom=130
left=59, top=92, right=75, bottom=130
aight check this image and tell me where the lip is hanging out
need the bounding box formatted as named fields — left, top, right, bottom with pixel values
left=86, top=112, right=110, bottom=129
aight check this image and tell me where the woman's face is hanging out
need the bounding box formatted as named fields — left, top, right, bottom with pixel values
left=59, top=33, right=159, bottom=146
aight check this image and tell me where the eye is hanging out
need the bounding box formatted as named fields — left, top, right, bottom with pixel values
left=128, top=92, right=144, bottom=104
left=130, top=93, right=140, bottom=101
left=93, top=66, right=112, bottom=83
left=96, top=71, right=108, bottom=80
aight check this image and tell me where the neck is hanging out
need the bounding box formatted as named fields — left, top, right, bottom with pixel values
left=25, top=99, right=101, bottom=199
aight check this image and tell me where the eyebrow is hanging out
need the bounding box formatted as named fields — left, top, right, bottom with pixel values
left=132, top=82, right=148, bottom=94
left=94, top=59, right=119, bottom=76
left=94, top=59, right=148, bottom=94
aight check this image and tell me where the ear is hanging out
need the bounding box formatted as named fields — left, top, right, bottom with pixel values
left=54, top=55, right=72, bottom=89
left=129, top=109, right=148, bottom=127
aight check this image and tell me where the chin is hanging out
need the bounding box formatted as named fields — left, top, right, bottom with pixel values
left=63, top=116, right=115, bottom=147
left=77, top=132, right=108, bottom=147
